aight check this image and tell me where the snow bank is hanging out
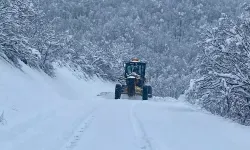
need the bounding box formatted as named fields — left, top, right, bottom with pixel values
left=0, top=59, right=113, bottom=128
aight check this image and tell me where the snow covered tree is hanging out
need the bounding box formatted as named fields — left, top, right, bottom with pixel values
left=0, top=0, right=41, bottom=68
left=186, top=6, right=250, bottom=125
left=1, top=0, right=248, bottom=109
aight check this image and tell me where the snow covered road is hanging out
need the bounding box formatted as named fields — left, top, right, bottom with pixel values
left=69, top=97, right=250, bottom=150
left=2, top=94, right=250, bottom=150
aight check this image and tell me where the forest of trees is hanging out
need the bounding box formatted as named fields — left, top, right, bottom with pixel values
left=1, top=0, right=250, bottom=125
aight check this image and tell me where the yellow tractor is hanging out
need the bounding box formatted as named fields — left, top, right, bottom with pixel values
left=115, top=58, right=152, bottom=100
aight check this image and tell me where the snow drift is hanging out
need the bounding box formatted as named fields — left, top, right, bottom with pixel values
left=0, top=59, right=114, bottom=149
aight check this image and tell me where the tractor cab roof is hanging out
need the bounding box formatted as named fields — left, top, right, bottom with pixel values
left=131, top=58, right=140, bottom=62
left=125, top=58, right=146, bottom=64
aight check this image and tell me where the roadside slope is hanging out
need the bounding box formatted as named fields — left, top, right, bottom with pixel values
left=0, top=60, right=113, bottom=150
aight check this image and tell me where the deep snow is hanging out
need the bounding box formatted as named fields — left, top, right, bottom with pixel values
left=1, top=59, right=250, bottom=150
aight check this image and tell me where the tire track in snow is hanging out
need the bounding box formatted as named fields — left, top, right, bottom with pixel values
left=62, top=115, right=95, bottom=150
left=130, top=102, right=160, bottom=150
left=60, top=102, right=102, bottom=150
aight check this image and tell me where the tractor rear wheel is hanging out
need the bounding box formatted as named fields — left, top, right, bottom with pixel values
left=148, top=86, right=152, bottom=98
left=115, top=84, right=122, bottom=99
left=142, top=85, right=148, bottom=100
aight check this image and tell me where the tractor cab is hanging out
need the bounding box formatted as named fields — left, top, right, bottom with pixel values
left=124, top=60, right=146, bottom=79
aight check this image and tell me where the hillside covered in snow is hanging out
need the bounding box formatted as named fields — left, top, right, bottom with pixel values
left=1, top=0, right=250, bottom=128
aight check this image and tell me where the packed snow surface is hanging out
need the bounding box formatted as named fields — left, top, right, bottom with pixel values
left=0, top=60, right=250, bottom=150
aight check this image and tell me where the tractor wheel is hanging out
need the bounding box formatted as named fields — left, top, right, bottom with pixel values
left=142, top=85, right=148, bottom=100
left=115, top=84, right=122, bottom=99
left=148, top=86, right=152, bottom=98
